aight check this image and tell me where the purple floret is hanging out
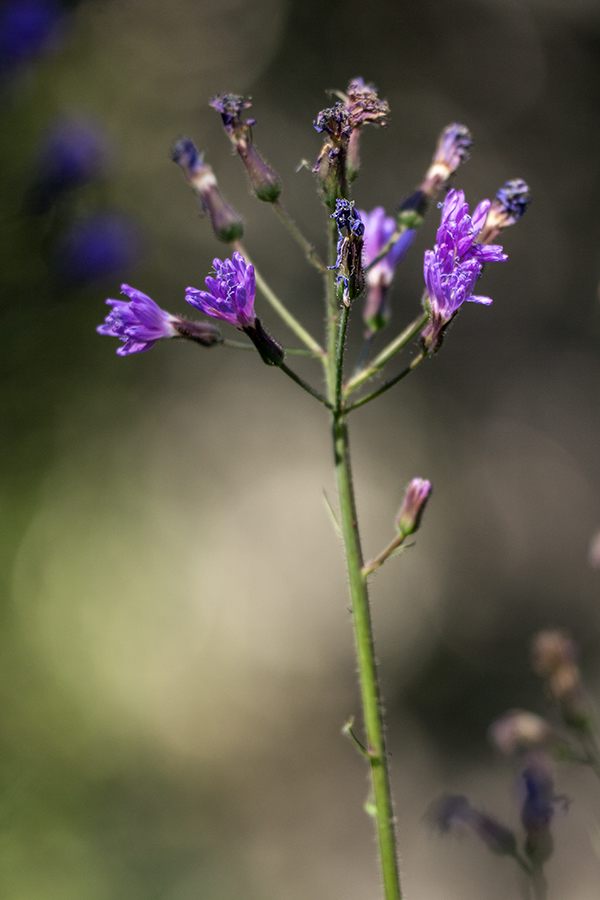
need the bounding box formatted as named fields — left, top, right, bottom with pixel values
left=360, top=206, right=414, bottom=286
left=422, top=189, right=506, bottom=349
left=185, top=252, right=256, bottom=329
left=98, top=284, right=178, bottom=355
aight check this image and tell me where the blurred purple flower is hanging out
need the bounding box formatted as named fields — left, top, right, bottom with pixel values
left=0, top=0, right=65, bottom=75
left=98, top=285, right=179, bottom=356
left=29, top=117, right=108, bottom=212
left=429, top=794, right=517, bottom=857
left=359, top=206, right=414, bottom=333
left=56, top=213, right=141, bottom=282
left=422, top=189, right=507, bottom=351
left=520, top=753, right=558, bottom=865
left=185, top=251, right=256, bottom=328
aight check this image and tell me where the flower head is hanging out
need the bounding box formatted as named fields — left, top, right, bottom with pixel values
left=489, top=710, right=554, bottom=756
left=98, top=285, right=180, bottom=356
left=172, top=137, right=243, bottom=242
left=421, top=124, right=472, bottom=198
left=422, top=189, right=507, bottom=352
left=185, top=252, right=256, bottom=328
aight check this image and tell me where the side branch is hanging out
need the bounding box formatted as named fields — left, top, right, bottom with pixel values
left=345, top=310, right=428, bottom=396
left=346, top=352, right=427, bottom=412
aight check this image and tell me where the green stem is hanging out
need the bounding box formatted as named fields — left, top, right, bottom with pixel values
left=278, top=361, right=332, bottom=409
left=233, top=242, right=324, bottom=356
left=362, top=532, right=407, bottom=578
left=345, top=311, right=428, bottom=396
left=272, top=201, right=328, bottom=273
left=333, top=412, right=402, bottom=900
left=325, top=217, right=401, bottom=900
left=222, top=340, right=320, bottom=357
left=346, top=352, right=426, bottom=413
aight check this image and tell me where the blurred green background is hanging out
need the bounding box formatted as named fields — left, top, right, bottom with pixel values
left=2, top=0, right=600, bottom=897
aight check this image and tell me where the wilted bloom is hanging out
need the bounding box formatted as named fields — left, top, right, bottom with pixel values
left=186, top=252, right=283, bottom=365
left=29, top=117, right=108, bottom=213
left=479, top=179, right=531, bottom=244
left=421, top=124, right=473, bottom=198
left=532, top=630, right=591, bottom=732
left=331, top=200, right=365, bottom=307
left=343, top=78, right=389, bottom=181
left=429, top=794, right=517, bottom=857
left=0, top=0, right=65, bottom=76
left=210, top=94, right=281, bottom=202
left=97, top=285, right=220, bottom=356
left=520, top=753, right=557, bottom=866
left=421, top=189, right=507, bottom=352
left=360, top=206, right=415, bottom=334
left=55, top=213, right=140, bottom=282
left=489, top=710, right=553, bottom=756
left=172, top=137, right=243, bottom=242
left=313, top=102, right=351, bottom=207
left=396, top=478, right=431, bottom=537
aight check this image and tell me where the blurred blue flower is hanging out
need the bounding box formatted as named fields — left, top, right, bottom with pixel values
left=0, top=0, right=66, bottom=75
left=55, top=213, right=141, bottom=283
left=29, top=117, right=108, bottom=212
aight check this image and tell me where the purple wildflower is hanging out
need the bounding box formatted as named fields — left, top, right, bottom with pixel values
left=186, top=252, right=256, bottom=328
left=172, top=137, right=243, bottom=242
left=98, top=285, right=180, bottom=356
left=421, top=189, right=507, bottom=352
left=186, top=253, right=283, bottom=365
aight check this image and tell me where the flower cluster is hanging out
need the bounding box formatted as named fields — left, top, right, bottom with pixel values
left=422, top=189, right=507, bottom=352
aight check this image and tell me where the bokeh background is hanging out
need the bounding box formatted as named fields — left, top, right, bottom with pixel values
left=2, top=0, right=600, bottom=897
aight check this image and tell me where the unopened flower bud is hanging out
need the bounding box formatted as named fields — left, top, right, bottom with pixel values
left=479, top=179, right=531, bottom=244
left=172, top=138, right=243, bottom=242
left=489, top=710, right=553, bottom=756
left=421, top=123, right=472, bottom=199
left=210, top=94, right=281, bottom=202
left=429, top=794, right=517, bottom=857
left=396, top=478, right=431, bottom=537
left=242, top=317, right=285, bottom=366
left=331, top=200, right=365, bottom=306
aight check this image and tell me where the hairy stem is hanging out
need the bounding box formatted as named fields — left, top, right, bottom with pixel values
left=272, top=200, right=328, bottom=273
left=346, top=352, right=426, bottom=413
left=345, top=310, right=428, bottom=396
left=326, top=220, right=402, bottom=900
